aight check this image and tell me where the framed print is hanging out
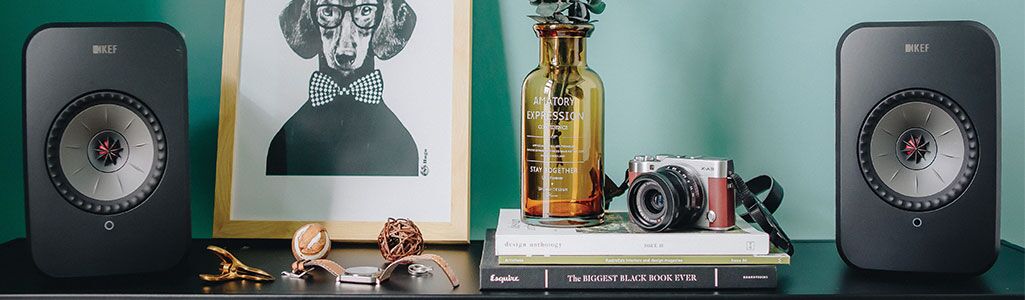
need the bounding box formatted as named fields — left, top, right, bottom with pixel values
left=214, top=0, right=470, bottom=242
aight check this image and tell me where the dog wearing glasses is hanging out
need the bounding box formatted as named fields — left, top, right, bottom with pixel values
left=267, top=0, right=419, bottom=176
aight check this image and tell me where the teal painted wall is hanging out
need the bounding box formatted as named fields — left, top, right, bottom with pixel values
left=474, top=0, right=1025, bottom=246
left=1, top=0, right=1022, bottom=246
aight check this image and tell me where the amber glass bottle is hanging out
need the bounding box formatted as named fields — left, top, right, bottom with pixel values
left=521, top=24, right=604, bottom=227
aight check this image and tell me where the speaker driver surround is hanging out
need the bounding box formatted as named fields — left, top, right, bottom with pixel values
left=857, top=89, right=977, bottom=211
left=45, top=90, right=167, bottom=214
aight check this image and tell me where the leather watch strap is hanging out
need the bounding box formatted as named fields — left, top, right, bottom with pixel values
left=293, top=259, right=347, bottom=278
left=379, top=254, right=460, bottom=287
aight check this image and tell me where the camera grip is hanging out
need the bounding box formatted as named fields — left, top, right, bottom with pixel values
left=706, top=177, right=736, bottom=230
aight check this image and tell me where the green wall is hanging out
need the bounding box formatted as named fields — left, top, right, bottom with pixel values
left=1, top=0, right=1021, bottom=246
left=474, top=0, right=1025, bottom=246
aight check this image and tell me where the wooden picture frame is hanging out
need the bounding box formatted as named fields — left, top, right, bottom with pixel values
left=214, top=0, right=471, bottom=242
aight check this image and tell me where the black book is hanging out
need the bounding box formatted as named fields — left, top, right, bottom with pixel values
left=480, top=230, right=777, bottom=290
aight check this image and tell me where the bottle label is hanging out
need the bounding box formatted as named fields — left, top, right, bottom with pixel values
left=524, top=96, right=590, bottom=200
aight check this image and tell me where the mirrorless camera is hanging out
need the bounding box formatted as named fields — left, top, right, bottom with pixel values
left=627, top=155, right=735, bottom=232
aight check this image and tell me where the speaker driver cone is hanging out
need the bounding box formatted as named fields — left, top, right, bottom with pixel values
left=45, top=91, right=167, bottom=215
left=858, top=89, right=978, bottom=211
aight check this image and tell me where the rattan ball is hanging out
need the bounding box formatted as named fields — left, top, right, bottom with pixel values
left=377, top=218, right=425, bottom=262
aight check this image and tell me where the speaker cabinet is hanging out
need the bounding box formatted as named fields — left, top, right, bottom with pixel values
left=23, top=23, right=189, bottom=277
left=836, top=21, right=1000, bottom=274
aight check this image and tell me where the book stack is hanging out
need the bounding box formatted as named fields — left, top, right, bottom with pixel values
left=479, top=209, right=789, bottom=290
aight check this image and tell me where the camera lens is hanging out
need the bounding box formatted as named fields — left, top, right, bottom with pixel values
left=627, top=166, right=704, bottom=232
left=643, top=189, right=666, bottom=214
left=629, top=177, right=671, bottom=230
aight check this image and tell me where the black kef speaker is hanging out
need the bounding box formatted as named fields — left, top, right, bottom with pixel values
left=837, top=21, right=999, bottom=274
left=23, top=23, right=189, bottom=277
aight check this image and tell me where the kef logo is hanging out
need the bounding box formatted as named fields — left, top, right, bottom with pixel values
left=905, top=43, right=929, bottom=53
left=92, top=44, right=118, bottom=54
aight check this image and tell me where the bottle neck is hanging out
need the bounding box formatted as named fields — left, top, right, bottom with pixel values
left=539, top=36, right=587, bottom=67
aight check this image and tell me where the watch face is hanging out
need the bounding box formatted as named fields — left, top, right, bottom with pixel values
left=345, top=266, right=382, bottom=277
left=46, top=91, right=167, bottom=215
left=339, top=266, right=382, bottom=284
left=858, top=89, right=978, bottom=211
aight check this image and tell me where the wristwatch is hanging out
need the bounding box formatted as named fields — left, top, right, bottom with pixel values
left=338, top=266, right=383, bottom=284
left=284, top=254, right=459, bottom=287
left=284, top=253, right=459, bottom=287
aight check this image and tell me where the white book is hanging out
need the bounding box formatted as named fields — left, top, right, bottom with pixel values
left=495, top=209, right=770, bottom=256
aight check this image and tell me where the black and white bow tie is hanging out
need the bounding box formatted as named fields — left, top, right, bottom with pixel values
left=308, top=70, right=384, bottom=107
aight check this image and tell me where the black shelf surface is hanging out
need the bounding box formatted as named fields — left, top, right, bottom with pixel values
left=0, top=238, right=1021, bottom=299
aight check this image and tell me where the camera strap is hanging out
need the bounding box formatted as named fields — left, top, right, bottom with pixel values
left=602, top=172, right=793, bottom=255
left=732, top=174, right=784, bottom=222
left=730, top=174, right=793, bottom=255
left=602, top=171, right=630, bottom=210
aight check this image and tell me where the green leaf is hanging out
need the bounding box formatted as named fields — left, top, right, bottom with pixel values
left=587, top=1, right=606, bottom=14
left=536, top=2, right=559, bottom=16
left=527, top=15, right=552, bottom=23
left=555, top=2, right=572, bottom=13
left=529, top=0, right=603, bottom=23
left=568, top=15, right=589, bottom=23
left=536, top=2, right=571, bottom=15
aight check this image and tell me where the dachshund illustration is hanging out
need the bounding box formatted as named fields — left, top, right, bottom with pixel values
left=267, top=0, right=419, bottom=176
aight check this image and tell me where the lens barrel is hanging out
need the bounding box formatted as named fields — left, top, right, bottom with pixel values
left=627, top=166, right=704, bottom=232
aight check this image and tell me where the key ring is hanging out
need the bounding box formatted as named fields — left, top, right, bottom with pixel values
left=407, top=263, right=433, bottom=276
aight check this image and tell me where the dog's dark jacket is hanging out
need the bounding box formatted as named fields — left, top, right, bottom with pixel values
left=266, top=63, right=418, bottom=176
